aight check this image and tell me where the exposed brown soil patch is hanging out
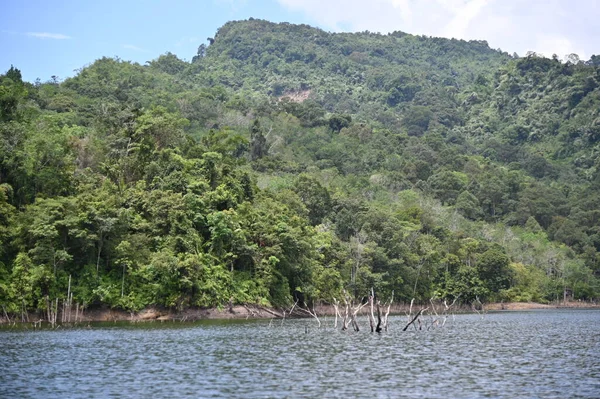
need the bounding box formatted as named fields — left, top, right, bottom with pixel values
left=278, top=89, right=311, bottom=103
left=2, top=301, right=598, bottom=325
left=79, top=305, right=283, bottom=322
left=0, top=305, right=284, bottom=324
left=486, top=301, right=600, bottom=311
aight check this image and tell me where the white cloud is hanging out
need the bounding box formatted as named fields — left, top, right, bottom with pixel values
left=390, top=0, right=412, bottom=25
left=26, top=32, right=71, bottom=40
left=443, top=0, right=490, bottom=39
left=276, top=0, right=598, bottom=59
left=535, top=35, right=586, bottom=60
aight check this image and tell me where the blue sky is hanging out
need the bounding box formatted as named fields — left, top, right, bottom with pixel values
left=2, top=0, right=598, bottom=82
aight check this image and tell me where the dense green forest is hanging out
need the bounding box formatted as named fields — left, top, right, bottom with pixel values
left=1, top=19, right=599, bottom=317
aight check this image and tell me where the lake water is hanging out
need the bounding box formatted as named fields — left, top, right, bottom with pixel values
left=0, top=309, right=599, bottom=398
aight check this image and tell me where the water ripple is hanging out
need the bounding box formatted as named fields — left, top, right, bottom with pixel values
left=0, top=310, right=599, bottom=398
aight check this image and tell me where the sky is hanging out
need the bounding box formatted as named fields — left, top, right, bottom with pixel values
left=1, top=0, right=598, bottom=82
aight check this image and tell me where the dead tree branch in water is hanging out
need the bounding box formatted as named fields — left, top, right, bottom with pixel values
left=332, top=298, right=342, bottom=329
left=428, top=297, right=440, bottom=330
left=289, top=299, right=299, bottom=315
left=341, top=291, right=367, bottom=331
left=371, top=288, right=392, bottom=333
left=351, top=301, right=368, bottom=331
left=382, top=291, right=393, bottom=332
left=402, top=307, right=429, bottom=331
left=441, top=296, right=459, bottom=327
left=259, top=306, right=284, bottom=319
left=368, top=288, right=376, bottom=332
left=342, top=296, right=350, bottom=331
left=2, top=305, right=11, bottom=324
left=280, top=299, right=299, bottom=325
left=299, top=302, right=321, bottom=327
left=375, top=300, right=382, bottom=333
left=473, top=296, right=485, bottom=319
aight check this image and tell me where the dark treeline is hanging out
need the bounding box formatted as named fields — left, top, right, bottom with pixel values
left=1, top=19, right=599, bottom=317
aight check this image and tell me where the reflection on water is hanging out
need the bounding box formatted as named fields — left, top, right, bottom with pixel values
left=1, top=310, right=599, bottom=398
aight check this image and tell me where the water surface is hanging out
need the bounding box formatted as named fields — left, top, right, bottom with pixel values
left=1, top=309, right=598, bottom=398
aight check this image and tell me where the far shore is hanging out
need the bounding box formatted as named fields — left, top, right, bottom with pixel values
left=485, top=301, right=600, bottom=311
left=1, top=301, right=598, bottom=325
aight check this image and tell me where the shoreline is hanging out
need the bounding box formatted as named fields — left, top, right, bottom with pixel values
left=485, top=301, right=600, bottom=311
left=1, top=301, right=598, bottom=325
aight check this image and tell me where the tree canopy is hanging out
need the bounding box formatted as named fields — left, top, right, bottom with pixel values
left=1, top=20, right=599, bottom=317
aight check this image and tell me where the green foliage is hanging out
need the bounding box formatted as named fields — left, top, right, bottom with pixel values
left=293, top=174, right=332, bottom=226
left=403, top=105, right=433, bottom=136
left=249, top=119, right=267, bottom=160
left=0, top=66, right=28, bottom=122
left=328, top=114, right=352, bottom=133
left=503, top=262, right=548, bottom=302
left=477, top=246, right=513, bottom=297
left=1, top=21, right=600, bottom=317
left=428, top=171, right=467, bottom=205
left=455, top=191, right=482, bottom=220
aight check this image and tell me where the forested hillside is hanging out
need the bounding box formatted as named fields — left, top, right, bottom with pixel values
left=1, top=19, right=599, bottom=317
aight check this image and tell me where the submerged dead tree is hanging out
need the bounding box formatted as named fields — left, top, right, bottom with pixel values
left=276, top=290, right=457, bottom=335
left=429, top=296, right=460, bottom=328
left=281, top=299, right=321, bottom=327
left=338, top=288, right=395, bottom=333
left=340, top=291, right=368, bottom=331
left=368, top=288, right=394, bottom=333
left=368, top=289, right=376, bottom=332
left=378, top=290, right=394, bottom=332
left=401, top=296, right=461, bottom=331
left=403, top=307, right=428, bottom=331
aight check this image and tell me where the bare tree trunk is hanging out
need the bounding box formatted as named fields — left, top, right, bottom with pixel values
left=332, top=298, right=341, bottom=329
left=442, top=296, right=459, bottom=327
left=351, top=316, right=360, bottom=332
left=368, top=288, right=376, bottom=332
left=383, top=291, right=393, bottom=332
left=342, top=298, right=350, bottom=331
left=67, top=275, right=71, bottom=323
left=2, top=305, right=10, bottom=323
left=375, top=300, right=382, bottom=333
left=46, top=296, right=51, bottom=323
left=429, top=297, right=440, bottom=329
left=350, top=301, right=368, bottom=332
left=54, top=298, right=59, bottom=327
left=68, top=293, right=73, bottom=323
left=258, top=306, right=284, bottom=318
left=403, top=307, right=428, bottom=331
left=473, top=296, right=485, bottom=319
left=408, top=298, right=415, bottom=318
left=289, top=299, right=299, bottom=315
left=303, top=302, right=321, bottom=328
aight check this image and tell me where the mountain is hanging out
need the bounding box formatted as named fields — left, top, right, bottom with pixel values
left=0, top=19, right=598, bottom=317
